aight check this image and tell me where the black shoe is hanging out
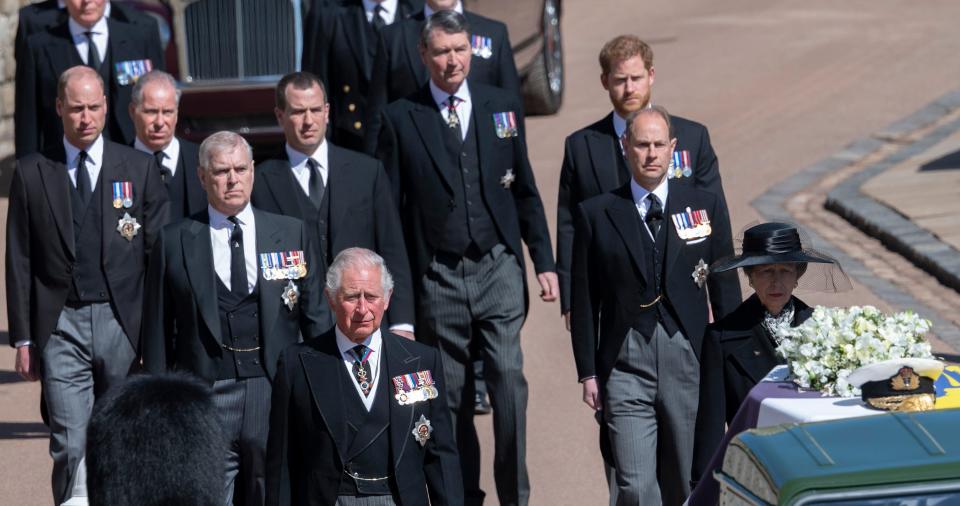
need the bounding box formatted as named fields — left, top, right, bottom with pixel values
left=474, top=393, right=492, bottom=415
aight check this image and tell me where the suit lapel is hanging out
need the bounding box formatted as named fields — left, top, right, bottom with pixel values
left=731, top=325, right=779, bottom=384
left=587, top=114, right=627, bottom=190
left=300, top=336, right=349, bottom=461
left=255, top=210, right=285, bottom=350
left=45, top=24, right=83, bottom=76
left=385, top=334, right=418, bottom=466
left=472, top=92, right=498, bottom=188
left=38, top=153, right=76, bottom=259
left=409, top=89, right=456, bottom=192
left=100, top=143, right=127, bottom=271
left=179, top=141, right=207, bottom=216
left=326, top=146, right=350, bottom=243
left=262, top=157, right=308, bottom=218
left=663, top=183, right=685, bottom=282
left=182, top=215, right=221, bottom=340
left=604, top=186, right=648, bottom=284
left=403, top=19, right=426, bottom=85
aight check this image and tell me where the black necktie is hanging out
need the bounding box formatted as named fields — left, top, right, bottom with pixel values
left=227, top=216, right=249, bottom=297
left=85, top=31, right=101, bottom=70
left=371, top=5, right=386, bottom=32
left=350, top=344, right=373, bottom=396
left=645, top=193, right=663, bottom=238
left=76, top=150, right=92, bottom=206
left=154, top=151, right=172, bottom=184
left=306, top=158, right=325, bottom=209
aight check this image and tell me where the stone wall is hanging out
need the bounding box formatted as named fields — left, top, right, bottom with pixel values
left=0, top=0, right=30, bottom=171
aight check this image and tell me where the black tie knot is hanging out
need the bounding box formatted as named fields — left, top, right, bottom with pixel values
left=351, top=344, right=370, bottom=361
left=371, top=5, right=386, bottom=31
left=645, top=193, right=663, bottom=237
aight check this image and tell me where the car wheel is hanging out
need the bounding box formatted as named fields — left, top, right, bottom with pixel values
left=522, top=0, right=563, bottom=115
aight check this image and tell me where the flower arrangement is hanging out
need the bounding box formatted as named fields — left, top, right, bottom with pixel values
left=771, top=305, right=934, bottom=397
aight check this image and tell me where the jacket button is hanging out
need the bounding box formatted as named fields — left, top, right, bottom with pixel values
left=343, top=84, right=351, bottom=93
left=98, top=291, right=106, bottom=298
left=354, top=121, right=362, bottom=130
left=348, top=103, right=356, bottom=112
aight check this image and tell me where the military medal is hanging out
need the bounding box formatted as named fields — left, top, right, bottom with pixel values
left=669, top=151, right=692, bottom=179
left=500, top=169, right=516, bottom=189
left=116, top=212, right=140, bottom=241
left=680, top=150, right=693, bottom=177
left=412, top=415, right=433, bottom=446
left=259, top=250, right=308, bottom=281
left=392, top=370, right=438, bottom=405
left=493, top=111, right=518, bottom=139
left=471, top=35, right=493, bottom=59
left=282, top=280, right=299, bottom=311
left=115, top=59, right=153, bottom=86
left=112, top=181, right=134, bottom=209
left=671, top=207, right=712, bottom=241
left=692, top=259, right=709, bottom=288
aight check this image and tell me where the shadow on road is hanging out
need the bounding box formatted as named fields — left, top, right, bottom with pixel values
left=920, top=149, right=960, bottom=171
left=0, top=422, right=48, bottom=440
left=0, top=370, right=27, bottom=385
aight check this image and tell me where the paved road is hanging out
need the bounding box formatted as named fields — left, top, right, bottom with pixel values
left=3, top=0, right=960, bottom=504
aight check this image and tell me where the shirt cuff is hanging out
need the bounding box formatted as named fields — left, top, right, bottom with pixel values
left=14, top=340, right=33, bottom=348
left=389, top=324, right=414, bottom=334
left=579, top=375, right=597, bottom=383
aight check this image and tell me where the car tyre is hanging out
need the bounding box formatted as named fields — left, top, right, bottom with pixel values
left=522, top=0, right=563, bottom=115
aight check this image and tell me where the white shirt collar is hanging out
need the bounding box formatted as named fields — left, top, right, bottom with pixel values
left=208, top=201, right=254, bottom=229
left=612, top=111, right=628, bottom=140
left=424, top=1, right=463, bottom=18
left=363, top=0, right=398, bottom=24
left=630, top=175, right=669, bottom=214
left=429, top=79, right=470, bottom=110
left=68, top=13, right=108, bottom=38
left=285, top=140, right=328, bottom=172
left=335, top=326, right=383, bottom=358
left=64, top=134, right=105, bottom=168
left=134, top=136, right=180, bottom=173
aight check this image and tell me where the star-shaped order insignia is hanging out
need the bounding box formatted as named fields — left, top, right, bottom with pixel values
left=500, top=169, right=515, bottom=189
left=412, top=414, right=433, bottom=446
left=692, top=259, right=709, bottom=288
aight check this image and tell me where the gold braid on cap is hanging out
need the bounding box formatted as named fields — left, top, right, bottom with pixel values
left=865, top=393, right=936, bottom=412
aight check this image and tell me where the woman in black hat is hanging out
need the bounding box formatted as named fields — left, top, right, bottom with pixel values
left=691, top=222, right=848, bottom=485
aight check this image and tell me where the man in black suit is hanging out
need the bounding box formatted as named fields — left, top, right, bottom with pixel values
left=266, top=247, right=462, bottom=506
left=142, top=131, right=330, bottom=506
left=571, top=107, right=741, bottom=505
left=366, top=0, right=521, bottom=153
left=129, top=70, right=207, bottom=221
left=15, top=0, right=165, bottom=157
left=251, top=71, right=413, bottom=335
left=375, top=11, right=557, bottom=505
left=558, top=35, right=730, bottom=330
left=5, top=65, right=168, bottom=504
left=302, top=0, right=420, bottom=152
left=15, top=0, right=160, bottom=60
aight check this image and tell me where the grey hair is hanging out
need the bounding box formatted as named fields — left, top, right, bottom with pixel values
left=420, top=9, right=469, bottom=48
left=325, top=248, right=395, bottom=295
left=624, top=105, right=674, bottom=142
left=131, top=70, right=182, bottom=108
left=198, top=131, right=253, bottom=170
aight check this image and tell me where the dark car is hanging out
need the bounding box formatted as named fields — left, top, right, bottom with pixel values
left=127, top=0, right=563, bottom=154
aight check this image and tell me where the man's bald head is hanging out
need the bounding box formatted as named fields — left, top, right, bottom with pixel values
left=56, top=65, right=108, bottom=148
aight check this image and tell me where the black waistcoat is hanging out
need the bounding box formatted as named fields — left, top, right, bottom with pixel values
left=633, top=213, right=680, bottom=337
left=437, top=114, right=499, bottom=255
left=68, top=173, right=110, bottom=303
left=338, top=355, right=395, bottom=497
left=287, top=171, right=331, bottom=273
left=215, top=279, right=266, bottom=380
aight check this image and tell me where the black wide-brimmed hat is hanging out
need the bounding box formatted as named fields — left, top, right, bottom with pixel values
left=711, top=222, right=851, bottom=292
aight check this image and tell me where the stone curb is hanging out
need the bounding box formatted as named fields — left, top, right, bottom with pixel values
left=752, top=90, right=960, bottom=350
